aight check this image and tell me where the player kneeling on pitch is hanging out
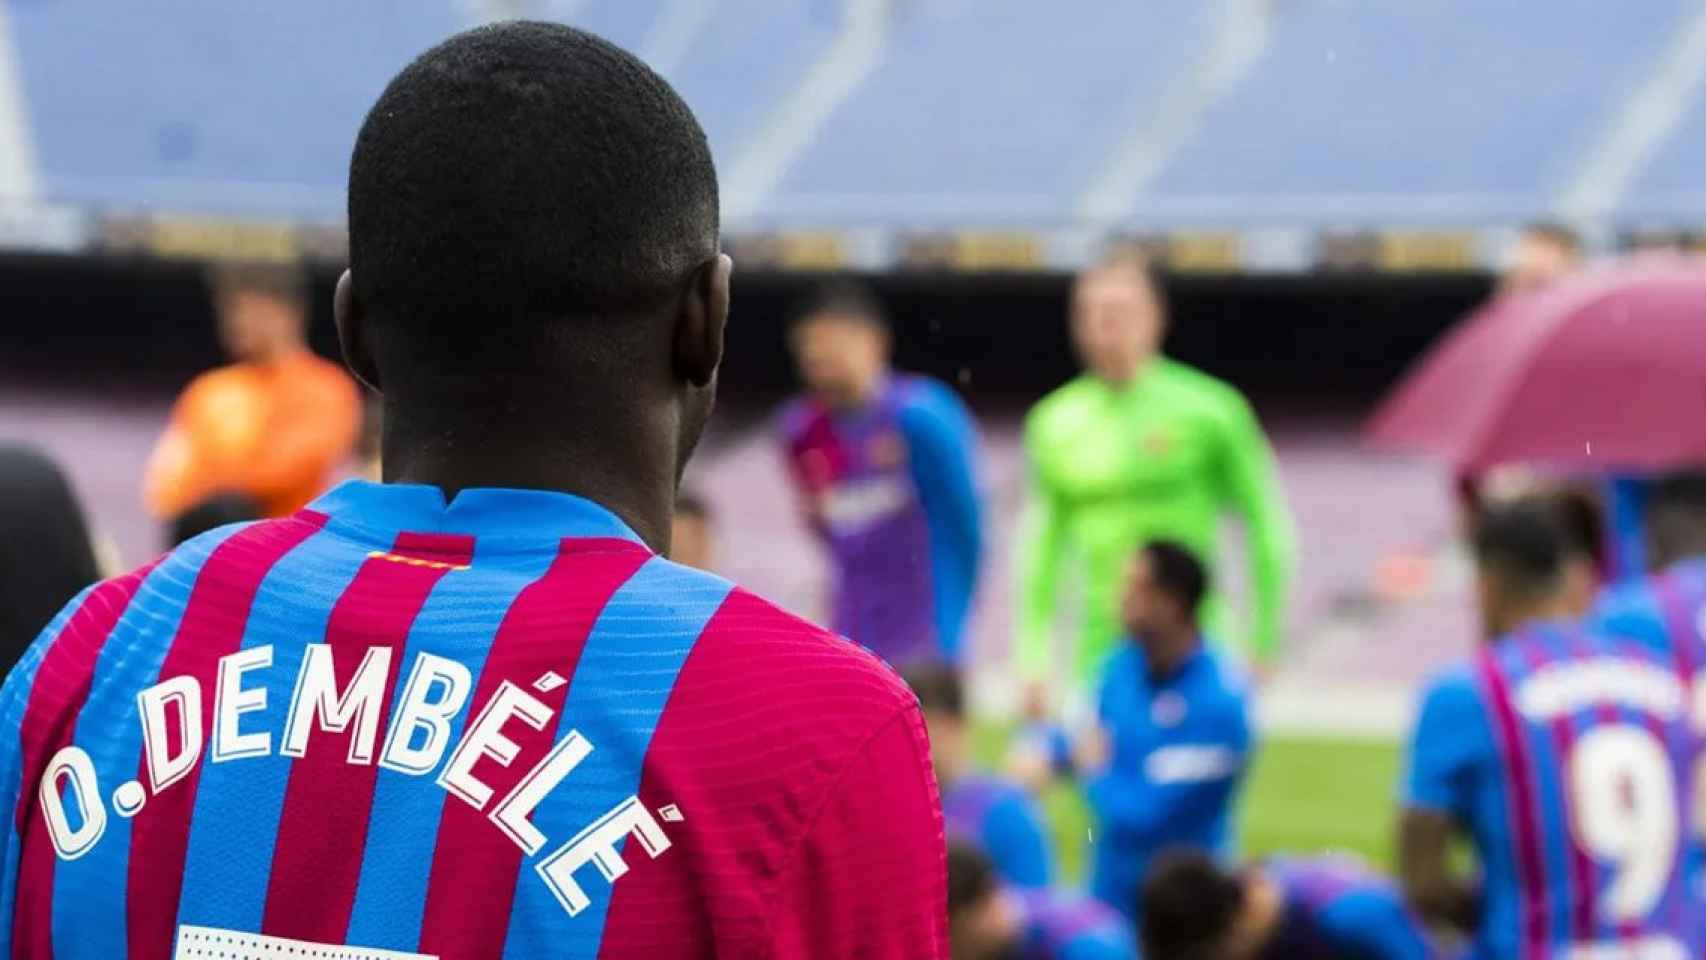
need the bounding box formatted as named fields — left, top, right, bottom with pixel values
left=1142, top=849, right=1437, bottom=959
left=906, top=663, right=1054, bottom=888
left=1079, top=541, right=1255, bottom=923
left=1400, top=500, right=1703, bottom=959
left=948, top=841, right=1137, bottom=960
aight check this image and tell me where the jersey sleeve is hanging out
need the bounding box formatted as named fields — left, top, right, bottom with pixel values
left=898, top=382, right=984, bottom=662
left=1402, top=671, right=1489, bottom=819
left=983, top=789, right=1054, bottom=888
left=1209, top=388, right=1295, bottom=662
left=1014, top=410, right=1070, bottom=680
left=767, top=705, right=948, bottom=958
left=1088, top=689, right=1251, bottom=841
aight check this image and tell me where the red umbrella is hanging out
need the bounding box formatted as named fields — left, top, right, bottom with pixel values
left=1368, top=256, right=1706, bottom=471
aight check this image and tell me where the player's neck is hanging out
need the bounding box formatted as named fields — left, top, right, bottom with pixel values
left=380, top=390, right=677, bottom=553
left=1491, top=598, right=1575, bottom=639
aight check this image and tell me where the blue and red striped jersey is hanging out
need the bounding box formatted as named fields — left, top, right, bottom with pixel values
left=1012, top=888, right=1136, bottom=960
left=0, top=481, right=948, bottom=959
left=777, top=374, right=983, bottom=666
left=1259, top=856, right=1437, bottom=959
left=941, top=774, right=1053, bottom=888
left=1403, top=622, right=1704, bottom=960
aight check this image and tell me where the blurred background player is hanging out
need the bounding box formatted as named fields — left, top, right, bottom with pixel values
left=1399, top=499, right=1703, bottom=957
left=1141, top=849, right=1435, bottom=959
left=778, top=280, right=984, bottom=665
left=143, top=264, right=361, bottom=521
left=1016, top=250, right=1294, bottom=694
left=906, top=663, right=1053, bottom=888
left=670, top=490, right=718, bottom=572
left=1053, top=540, right=1255, bottom=922
left=948, top=842, right=1137, bottom=960
left=0, top=445, right=102, bottom=674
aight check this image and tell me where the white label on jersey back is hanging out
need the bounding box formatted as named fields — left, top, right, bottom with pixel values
left=174, top=926, right=437, bottom=960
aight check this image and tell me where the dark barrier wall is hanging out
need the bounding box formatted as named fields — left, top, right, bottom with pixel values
left=0, top=255, right=1490, bottom=411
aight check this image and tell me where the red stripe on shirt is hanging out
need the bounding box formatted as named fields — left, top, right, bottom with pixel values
left=259, top=531, right=476, bottom=944
left=415, top=538, right=650, bottom=959
left=11, top=562, right=158, bottom=960
left=1477, top=647, right=1548, bottom=960
left=1516, top=635, right=1595, bottom=944
left=598, top=590, right=937, bottom=958
left=124, top=515, right=329, bottom=959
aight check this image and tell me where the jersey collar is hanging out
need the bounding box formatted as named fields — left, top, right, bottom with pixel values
left=307, top=479, right=646, bottom=547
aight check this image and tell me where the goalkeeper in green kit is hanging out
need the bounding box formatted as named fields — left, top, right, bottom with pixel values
left=1016, top=251, right=1296, bottom=695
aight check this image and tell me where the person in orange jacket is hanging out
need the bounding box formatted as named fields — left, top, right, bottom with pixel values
left=144, top=265, right=360, bottom=520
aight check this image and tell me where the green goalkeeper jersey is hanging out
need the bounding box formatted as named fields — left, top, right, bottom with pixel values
left=1015, top=358, right=1295, bottom=682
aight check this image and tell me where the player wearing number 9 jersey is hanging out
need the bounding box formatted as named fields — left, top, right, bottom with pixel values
left=1401, top=501, right=1705, bottom=960
left=0, top=22, right=948, bottom=960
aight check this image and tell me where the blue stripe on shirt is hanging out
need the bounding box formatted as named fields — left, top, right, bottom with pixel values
left=499, top=559, right=731, bottom=958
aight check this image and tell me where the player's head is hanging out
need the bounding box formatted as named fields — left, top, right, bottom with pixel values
left=1122, top=540, right=1207, bottom=668
left=1072, top=246, right=1165, bottom=385
left=669, top=490, right=715, bottom=571
left=340, top=22, right=728, bottom=510
left=210, top=263, right=307, bottom=364
left=1142, top=849, right=1268, bottom=960
left=1498, top=221, right=1581, bottom=299
left=1645, top=470, right=1706, bottom=568
left=946, top=842, right=1023, bottom=960
left=901, top=662, right=968, bottom=786
left=1472, top=498, right=1570, bottom=637
left=788, top=280, right=891, bottom=409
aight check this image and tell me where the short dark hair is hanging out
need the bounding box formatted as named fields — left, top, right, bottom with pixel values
left=168, top=493, right=263, bottom=549
left=1473, top=499, right=1566, bottom=599
left=675, top=490, right=712, bottom=523
left=1523, top=221, right=1582, bottom=256
left=1646, top=470, right=1706, bottom=567
left=1141, top=849, right=1246, bottom=960
left=1142, top=540, right=1208, bottom=617
left=790, top=280, right=887, bottom=332
left=900, top=663, right=964, bottom=718
left=947, top=841, right=1000, bottom=918
left=348, top=21, right=718, bottom=349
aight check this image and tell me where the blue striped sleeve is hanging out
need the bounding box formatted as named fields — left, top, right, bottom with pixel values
left=897, top=378, right=983, bottom=661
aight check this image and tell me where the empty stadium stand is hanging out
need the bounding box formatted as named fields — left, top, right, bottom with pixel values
left=3, top=0, right=1706, bottom=263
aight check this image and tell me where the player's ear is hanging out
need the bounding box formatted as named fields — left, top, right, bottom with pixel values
left=673, top=253, right=731, bottom=388
left=334, top=269, right=382, bottom=393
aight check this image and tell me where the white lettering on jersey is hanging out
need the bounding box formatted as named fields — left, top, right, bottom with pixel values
left=820, top=476, right=911, bottom=534
left=380, top=653, right=473, bottom=776
left=436, top=680, right=552, bottom=809
left=46, top=646, right=680, bottom=922
left=40, top=745, right=106, bottom=860
left=1513, top=656, right=1683, bottom=724
left=138, top=674, right=203, bottom=791
left=536, top=796, right=672, bottom=917
left=281, top=644, right=393, bottom=764
left=490, top=729, right=593, bottom=854
left=214, top=645, right=274, bottom=762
